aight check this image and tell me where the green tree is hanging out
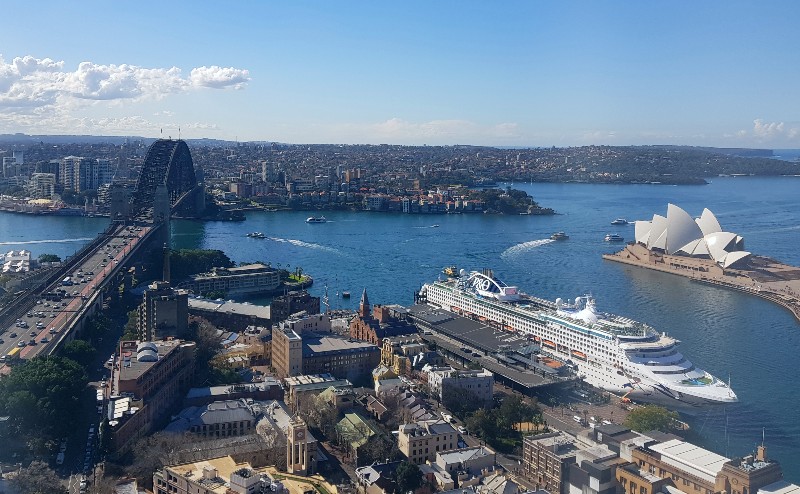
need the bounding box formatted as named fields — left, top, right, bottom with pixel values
left=38, top=253, right=62, bottom=263
left=10, top=460, right=68, bottom=494
left=394, top=461, right=422, bottom=494
left=121, top=309, right=139, bottom=341
left=60, top=339, right=97, bottom=368
left=624, top=405, right=680, bottom=433
left=496, top=394, right=537, bottom=433
left=465, top=408, right=498, bottom=442
left=0, top=356, right=87, bottom=439
left=169, top=248, right=234, bottom=281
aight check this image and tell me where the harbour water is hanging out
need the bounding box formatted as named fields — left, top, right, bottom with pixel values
left=1, top=176, right=799, bottom=478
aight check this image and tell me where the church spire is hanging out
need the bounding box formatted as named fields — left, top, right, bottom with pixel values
left=359, top=288, right=371, bottom=317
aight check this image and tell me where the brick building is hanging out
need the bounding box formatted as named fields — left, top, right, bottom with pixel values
left=349, top=289, right=417, bottom=345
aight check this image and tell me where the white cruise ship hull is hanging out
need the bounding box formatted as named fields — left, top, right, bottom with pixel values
left=420, top=271, right=737, bottom=407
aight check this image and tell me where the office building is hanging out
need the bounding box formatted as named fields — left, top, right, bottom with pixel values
left=190, top=263, right=281, bottom=297
left=138, top=281, right=189, bottom=341
left=108, top=339, right=196, bottom=452
left=397, top=419, right=458, bottom=465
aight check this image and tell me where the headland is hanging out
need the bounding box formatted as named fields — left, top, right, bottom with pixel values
left=604, top=242, right=800, bottom=323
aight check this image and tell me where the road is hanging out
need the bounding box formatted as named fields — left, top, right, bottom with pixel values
left=0, top=224, right=150, bottom=371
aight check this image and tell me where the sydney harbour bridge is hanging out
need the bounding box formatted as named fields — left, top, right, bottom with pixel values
left=0, top=139, right=207, bottom=366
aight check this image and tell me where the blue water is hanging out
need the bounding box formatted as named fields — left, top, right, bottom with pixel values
left=2, top=176, right=800, bottom=478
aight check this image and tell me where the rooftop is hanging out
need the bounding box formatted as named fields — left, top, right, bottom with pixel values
left=117, top=339, right=193, bottom=382
left=163, top=456, right=271, bottom=494
left=400, top=419, right=456, bottom=437
left=648, top=439, right=729, bottom=484
left=284, top=373, right=352, bottom=391
left=188, top=297, right=271, bottom=319
left=438, top=446, right=495, bottom=465
left=303, top=333, right=379, bottom=356
left=185, top=379, right=281, bottom=400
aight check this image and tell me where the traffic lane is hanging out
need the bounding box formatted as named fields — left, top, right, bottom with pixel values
left=1, top=225, right=148, bottom=361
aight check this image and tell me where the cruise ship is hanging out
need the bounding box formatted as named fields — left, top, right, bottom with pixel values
left=419, top=269, right=737, bottom=407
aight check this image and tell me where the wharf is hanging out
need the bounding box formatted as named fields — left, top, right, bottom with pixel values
left=603, top=243, right=800, bottom=323
left=407, top=304, right=578, bottom=394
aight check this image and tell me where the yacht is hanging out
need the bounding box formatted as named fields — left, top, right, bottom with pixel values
left=604, top=233, right=624, bottom=242
left=246, top=232, right=266, bottom=239
left=611, top=218, right=628, bottom=225
left=550, top=232, right=569, bottom=240
left=418, top=269, right=737, bottom=407
left=306, top=216, right=327, bottom=223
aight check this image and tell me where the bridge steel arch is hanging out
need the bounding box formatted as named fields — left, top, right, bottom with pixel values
left=130, top=139, right=197, bottom=219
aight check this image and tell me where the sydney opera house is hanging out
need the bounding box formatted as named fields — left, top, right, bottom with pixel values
left=633, top=204, right=751, bottom=269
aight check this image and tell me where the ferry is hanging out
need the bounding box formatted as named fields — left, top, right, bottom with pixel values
left=604, top=233, right=624, bottom=242
left=419, top=269, right=737, bottom=407
left=306, top=216, right=327, bottom=223
left=550, top=232, right=569, bottom=240
left=611, top=218, right=629, bottom=225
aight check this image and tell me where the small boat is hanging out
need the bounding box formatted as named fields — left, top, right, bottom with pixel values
left=611, top=218, right=628, bottom=225
left=246, top=232, right=266, bottom=238
left=341, top=291, right=351, bottom=298
left=550, top=232, right=569, bottom=240
left=306, top=216, right=327, bottom=223
left=430, top=224, right=440, bottom=228
left=604, top=233, right=624, bottom=242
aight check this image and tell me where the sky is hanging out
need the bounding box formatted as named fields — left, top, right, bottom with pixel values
left=1, top=1, right=799, bottom=147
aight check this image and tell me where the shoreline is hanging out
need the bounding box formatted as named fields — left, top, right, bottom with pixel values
left=603, top=243, right=800, bottom=323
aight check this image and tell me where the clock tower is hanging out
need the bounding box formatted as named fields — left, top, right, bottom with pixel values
left=287, top=416, right=311, bottom=475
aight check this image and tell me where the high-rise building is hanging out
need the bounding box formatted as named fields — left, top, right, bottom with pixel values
left=137, top=281, right=189, bottom=341
left=58, top=156, right=115, bottom=192
left=29, top=173, right=56, bottom=199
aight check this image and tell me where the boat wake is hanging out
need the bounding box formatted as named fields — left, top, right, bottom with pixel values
left=500, top=238, right=555, bottom=258
left=268, top=236, right=341, bottom=254
left=0, top=237, right=94, bottom=246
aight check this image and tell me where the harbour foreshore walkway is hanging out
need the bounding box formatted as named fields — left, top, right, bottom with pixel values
left=603, top=243, right=800, bottom=323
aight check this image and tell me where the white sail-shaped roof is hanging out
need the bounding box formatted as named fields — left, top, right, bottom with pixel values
left=665, top=204, right=704, bottom=254
left=635, top=220, right=652, bottom=244
left=705, top=232, right=739, bottom=262
left=677, top=238, right=709, bottom=257
left=635, top=204, right=752, bottom=268
left=696, top=208, right=722, bottom=236
left=721, top=251, right=751, bottom=268
left=648, top=214, right=668, bottom=250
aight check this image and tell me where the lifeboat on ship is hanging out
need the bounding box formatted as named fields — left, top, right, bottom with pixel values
left=571, top=350, right=588, bottom=361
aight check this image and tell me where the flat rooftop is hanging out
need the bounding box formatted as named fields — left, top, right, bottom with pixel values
left=407, top=304, right=570, bottom=389
left=303, top=333, right=379, bottom=356
left=188, top=297, right=271, bottom=319
left=185, top=379, right=281, bottom=400
left=118, top=339, right=189, bottom=382
left=408, top=304, right=534, bottom=354
left=165, top=456, right=271, bottom=494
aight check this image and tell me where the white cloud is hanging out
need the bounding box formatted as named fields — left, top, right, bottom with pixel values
left=752, top=119, right=785, bottom=138
left=0, top=54, right=250, bottom=111
left=190, top=66, right=250, bottom=89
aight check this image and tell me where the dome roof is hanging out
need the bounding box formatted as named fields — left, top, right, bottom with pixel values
left=137, top=342, right=158, bottom=353
left=137, top=349, right=158, bottom=362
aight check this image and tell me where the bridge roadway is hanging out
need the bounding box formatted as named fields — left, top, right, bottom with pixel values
left=0, top=223, right=155, bottom=372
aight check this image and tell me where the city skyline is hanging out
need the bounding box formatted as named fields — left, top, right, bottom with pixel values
left=1, top=1, right=799, bottom=148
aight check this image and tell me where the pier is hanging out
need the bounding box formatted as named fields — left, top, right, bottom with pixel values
left=604, top=243, right=800, bottom=323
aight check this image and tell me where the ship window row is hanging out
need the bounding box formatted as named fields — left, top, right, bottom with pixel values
left=631, top=345, right=675, bottom=354
left=652, top=365, right=695, bottom=375
left=642, top=357, right=687, bottom=366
